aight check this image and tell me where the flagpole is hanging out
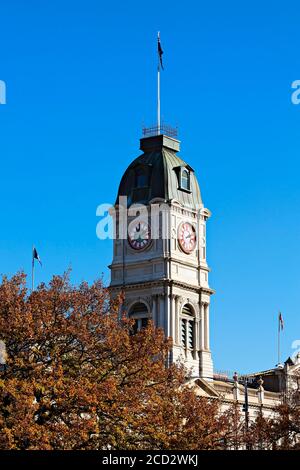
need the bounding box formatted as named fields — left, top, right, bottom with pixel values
left=31, top=246, right=34, bottom=293
left=157, top=31, right=161, bottom=135
left=278, top=312, right=281, bottom=365
left=278, top=317, right=280, bottom=365
left=277, top=312, right=285, bottom=365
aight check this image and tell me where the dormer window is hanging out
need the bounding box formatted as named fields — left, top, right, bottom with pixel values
left=181, top=168, right=190, bottom=191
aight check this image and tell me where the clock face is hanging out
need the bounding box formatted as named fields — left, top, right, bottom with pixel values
left=178, top=222, right=197, bottom=254
left=128, top=221, right=151, bottom=251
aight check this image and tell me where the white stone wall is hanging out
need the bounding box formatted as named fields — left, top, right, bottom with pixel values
left=109, top=200, right=214, bottom=380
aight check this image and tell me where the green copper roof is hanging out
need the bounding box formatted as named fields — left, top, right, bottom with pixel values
left=116, top=135, right=202, bottom=210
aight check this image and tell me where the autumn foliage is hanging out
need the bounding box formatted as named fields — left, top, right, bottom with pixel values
left=0, top=273, right=235, bottom=450
left=0, top=273, right=299, bottom=450
left=248, top=388, right=300, bottom=450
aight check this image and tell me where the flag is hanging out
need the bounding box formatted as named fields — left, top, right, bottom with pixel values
left=279, top=312, right=284, bottom=331
left=33, top=247, right=42, bottom=266
left=158, top=34, right=164, bottom=70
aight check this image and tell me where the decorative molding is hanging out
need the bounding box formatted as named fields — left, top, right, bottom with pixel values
left=126, top=297, right=152, bottom=314
left=110, top=279, right=214, bottom=295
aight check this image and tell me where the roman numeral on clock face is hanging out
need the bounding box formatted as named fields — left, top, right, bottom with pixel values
left=178, top=222, right=196, bottom=254
left=128, top=221, right=151, bottom=251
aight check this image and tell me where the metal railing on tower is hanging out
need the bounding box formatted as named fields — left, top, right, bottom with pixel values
left=142, top=123, right=178, bottom=138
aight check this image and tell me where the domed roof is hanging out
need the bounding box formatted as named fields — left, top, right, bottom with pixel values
left=116, top=134, right=202, bottom=210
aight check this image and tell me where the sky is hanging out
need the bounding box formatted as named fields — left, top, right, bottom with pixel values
left=0, top=0, right=300, bottom=374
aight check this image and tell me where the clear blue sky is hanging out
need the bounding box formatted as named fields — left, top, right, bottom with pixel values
left=0, top=0, right=299, bottom=374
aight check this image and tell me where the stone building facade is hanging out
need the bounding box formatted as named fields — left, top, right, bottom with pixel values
left=109, top=131, right=300, bottom=416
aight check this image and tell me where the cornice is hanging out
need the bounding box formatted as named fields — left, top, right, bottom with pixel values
left=110, top=278, right=215, bottom=295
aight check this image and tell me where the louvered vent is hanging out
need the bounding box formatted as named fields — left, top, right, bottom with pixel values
left=188, top=320, right=194, bottom=349
left=181, top=319, right=187, bottom=348
left=182, top=305, right=193, bottom=316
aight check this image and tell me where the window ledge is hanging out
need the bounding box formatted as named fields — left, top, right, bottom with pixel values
left=178, top=187, right=192, bottom=194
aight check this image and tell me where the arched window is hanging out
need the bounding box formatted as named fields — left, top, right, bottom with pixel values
left=128, top=302, right=150, bottom=334
left=135, top=168, right=148, bottom=188
left=181, top=304, right=195, bottom=350
left=181, top=169, right=190, bottom=191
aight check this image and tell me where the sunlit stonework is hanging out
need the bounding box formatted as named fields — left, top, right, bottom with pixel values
left=110, top=131, right=300, bottom=420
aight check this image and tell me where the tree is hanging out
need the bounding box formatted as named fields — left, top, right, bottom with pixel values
left=0, top=272, right=232, bottom=450
left=247, top=375, right=300, bottom=450
left=271, top=383, right=300, bottom=449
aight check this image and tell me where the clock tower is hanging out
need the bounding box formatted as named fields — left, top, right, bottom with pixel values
left=109, top=130, right=214, bottom=379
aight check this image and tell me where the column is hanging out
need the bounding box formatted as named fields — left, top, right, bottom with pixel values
left=164, top=287, right=170, bottom=336
left=204, top=304, right=210, bottom=350
left=174, top=295, right=180, bottom=345
left=200, top=303, right=205, bottom=350
left=169, top=294, right=177, bottom=340
left=195, top=316, right=200, bottom=351
left=158, top=294, right=165, bottom=331
left=152, top=295, right=157, bottom=327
